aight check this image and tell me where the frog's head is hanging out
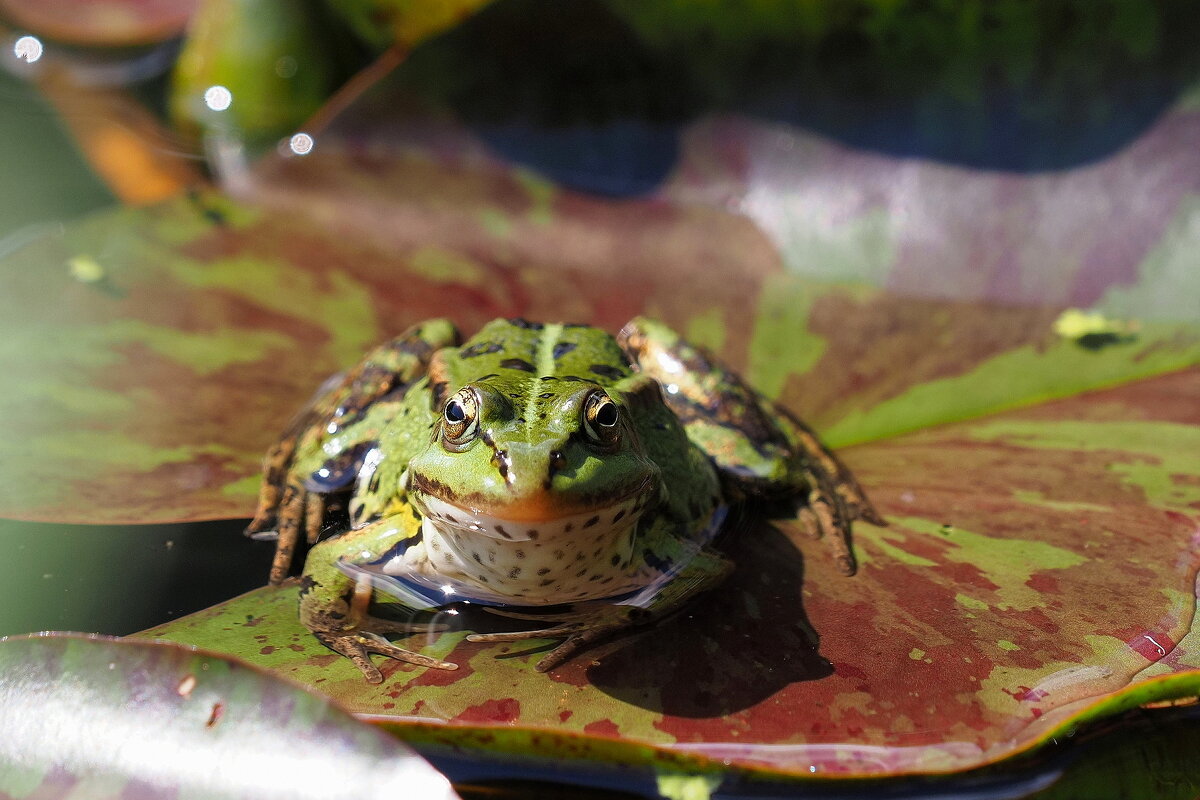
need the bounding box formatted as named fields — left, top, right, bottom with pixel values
left=405, top=378, right=660, bottom=544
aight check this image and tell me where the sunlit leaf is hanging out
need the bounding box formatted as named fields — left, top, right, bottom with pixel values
left=0, top=633, right=459, bottom=799
left=135, top=368, right=1200, bottom=779
left=1, top=190, right=1196, bottom=525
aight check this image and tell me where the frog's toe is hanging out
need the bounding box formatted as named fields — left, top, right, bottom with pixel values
left=806, top=489, right=857, bottom=577
left=534, top=625, right=625, bottom=672
left=365, top=615, right=451, bottom=635
left=465, top=624, right=604, bottom=672
left=468, top=611, right=639, bottom=672
left=465, top=621, right=583, bottom=644
left=357, top=631, right=459, bottom=671
left=857, top=503, right=887, bottom=527
left=315, top=631, right=385, bottom=683
left=316, top=631, right=458, bottom=684
left=795, top=506, right=823, bottom=540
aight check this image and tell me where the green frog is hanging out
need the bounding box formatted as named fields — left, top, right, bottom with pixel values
left=247, top=318, right=882, bottom=683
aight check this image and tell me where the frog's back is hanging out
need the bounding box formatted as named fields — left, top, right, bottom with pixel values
left=445, top=319, right=633, bottom=387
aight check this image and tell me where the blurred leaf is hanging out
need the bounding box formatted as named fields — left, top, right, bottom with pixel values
left=170, top=0, right=340, bottom=147
left=0, top=633, right=459, bottom=799
left=273, top=15, right=1200, bottom=314
left=322, top=0, right=496, bottom=52
left=0, top=0, right=196, bottom=46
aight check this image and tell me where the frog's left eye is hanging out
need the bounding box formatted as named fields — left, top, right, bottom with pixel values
left=583, top=392, right=621, bottom=447
left=441, top=388, right=479, bottom=450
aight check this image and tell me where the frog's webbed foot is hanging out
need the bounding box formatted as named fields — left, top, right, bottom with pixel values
left=795, top=479, right=857, bottom=576
left=779, top=407, right=885, bottom=529
left=315, top=628, right=458, bottom=684
left=467, top=606, right=645, bottom=672
left=244, top=399, right=348, bottom=585
left=305, top=568, right=458, bottom=682
left=250, top=475, right=329, bottom=585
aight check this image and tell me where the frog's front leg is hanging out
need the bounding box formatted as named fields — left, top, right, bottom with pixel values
left=618, top=316, right=883, bottom=576
left=467, top=545, right=733, bottom=672
left=300, top=517, right=458, bottom=683
left=247, top=318, right=460, bottom=584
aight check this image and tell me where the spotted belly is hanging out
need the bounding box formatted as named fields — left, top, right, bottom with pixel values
left=382, top=492, right=659, bottom=605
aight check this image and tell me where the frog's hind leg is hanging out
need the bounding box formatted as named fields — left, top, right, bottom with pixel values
left=246, top=319, right=460, bottom=584
left=618, top=316, right=882, bottom=576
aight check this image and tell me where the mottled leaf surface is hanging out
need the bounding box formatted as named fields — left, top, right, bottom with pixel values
left=136, top=368, right=1200, bottom=778
left=0, top=633, right=459, bottom=799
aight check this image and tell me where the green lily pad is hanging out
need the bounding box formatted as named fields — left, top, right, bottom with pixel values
left=135, top=368, right=1200, bottom=779
left=0, top=633, right=459, bottom=799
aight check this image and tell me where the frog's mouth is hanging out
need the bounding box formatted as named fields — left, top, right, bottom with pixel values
left=408, top=476, right=657, bottom=543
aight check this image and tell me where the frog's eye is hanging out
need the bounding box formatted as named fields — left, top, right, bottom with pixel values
left=441, top=388, right=479, bottom=449
left=583, top=392, right=621, bottom=447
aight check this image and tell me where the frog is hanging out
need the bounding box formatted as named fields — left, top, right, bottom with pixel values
left=246, top=317, right=883, bottom=683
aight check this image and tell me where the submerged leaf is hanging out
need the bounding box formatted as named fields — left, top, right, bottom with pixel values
left=0, top=633, right=459, bottom=800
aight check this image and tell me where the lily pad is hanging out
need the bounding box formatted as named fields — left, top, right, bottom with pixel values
left=3, top=7, right=1199, bottom=789
left=0, top=632, right=459, bottom=799
left=1, top=193, right=1196, bottom=525
left=135, top=367, right=1200, bottom=779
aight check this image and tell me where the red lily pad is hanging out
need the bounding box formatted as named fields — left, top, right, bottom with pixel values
left=1, top=192, right=1196, bottom=525
left=135, top=368, right=1200, bottom=778
left=0, top=633, right=459, bottom=799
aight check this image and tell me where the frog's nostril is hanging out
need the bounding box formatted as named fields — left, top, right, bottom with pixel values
left=548, top=450, right=567, bottom=476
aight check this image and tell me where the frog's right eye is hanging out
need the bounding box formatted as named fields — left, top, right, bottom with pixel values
left=441, top=388, right=479, bottom=449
